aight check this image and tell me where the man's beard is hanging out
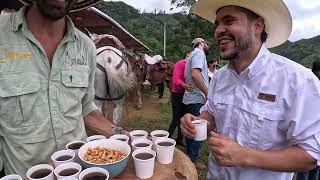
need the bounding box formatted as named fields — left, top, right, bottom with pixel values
left=220, top=28, right=253, bottom=61
left=36, top=0, right=76, bottom=21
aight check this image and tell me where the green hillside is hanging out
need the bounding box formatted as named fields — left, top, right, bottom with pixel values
left=95, top=1, right=320, bottom=67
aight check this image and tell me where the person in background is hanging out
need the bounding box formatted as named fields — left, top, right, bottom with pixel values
left=168, top=52, right=191, bottom=146
left=183, top=38, right=210, bottom=170
left=296, top=60, right=320, bottom=180
left=0, top=0, right=126, bottom=177
left=181, top=0, right=320, bottom=179
left=207, top=58, right=218, bottom=81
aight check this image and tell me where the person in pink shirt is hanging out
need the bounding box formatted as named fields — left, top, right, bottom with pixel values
left=168, top=52, right=192, bottom=146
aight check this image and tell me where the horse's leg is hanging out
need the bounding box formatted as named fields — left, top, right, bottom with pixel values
left=94, top=99, right=105, bottom=116
left=112, top=98, right=124, bottom=125
left=136, top=83, right=142, bottom=110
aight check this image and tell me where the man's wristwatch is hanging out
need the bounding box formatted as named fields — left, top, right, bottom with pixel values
left=112, top=126, right=125, bottom=135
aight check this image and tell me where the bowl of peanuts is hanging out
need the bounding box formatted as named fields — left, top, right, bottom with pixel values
left=78, top=138, right=131, bottom=177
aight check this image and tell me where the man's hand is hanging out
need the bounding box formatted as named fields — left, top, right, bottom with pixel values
left=180, top=113, right=199, bottom=139
left=182, top=83, right=192, bottom=92
left=209, top=131, right=247, bottom=167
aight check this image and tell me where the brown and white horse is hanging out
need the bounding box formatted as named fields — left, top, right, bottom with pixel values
left=87, top=31, right=136, bottom=124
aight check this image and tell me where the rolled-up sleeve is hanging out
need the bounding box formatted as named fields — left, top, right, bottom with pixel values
left=287, top=75, right=320, bottom=165
left=82, top=45, right=98, bottom=117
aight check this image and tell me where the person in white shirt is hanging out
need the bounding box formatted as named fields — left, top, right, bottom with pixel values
left=180, top=0, right=320, bottom=180
left=208, top=59, right=218, bottom=81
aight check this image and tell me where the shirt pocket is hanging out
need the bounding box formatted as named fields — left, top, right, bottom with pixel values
left=0, top=72, right=41, bottom=128
left=60, top=69, right=89, bottom=115
left=239, top=101, right=286, bottom=150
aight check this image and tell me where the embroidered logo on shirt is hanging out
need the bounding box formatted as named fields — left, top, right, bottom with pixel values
left=0, top=49, right=32, bottom=63
left=258, top=92, right=276, bottom=102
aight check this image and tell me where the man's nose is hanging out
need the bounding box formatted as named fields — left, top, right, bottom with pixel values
left=214, top=24, right=226, bottom=37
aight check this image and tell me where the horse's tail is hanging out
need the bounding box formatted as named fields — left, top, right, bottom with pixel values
left=104, top=63, right=136, bottom=98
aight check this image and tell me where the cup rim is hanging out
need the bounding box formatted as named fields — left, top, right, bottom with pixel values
left=132, top=147, right=156, bottom=162
left=85, top=135, right=106, bottom=142
left=154, top=137, right=176, bottom=147
left=51, top=149, right=75, bottom=163
left=54, top=162, right=82, bottom=178
left=192, top=119, right=207, bottom=125
left=26, top=164, right=54, bottom=179
left=131, top=138, right=153, bottom=147
left=79, top=167, right=110, bottom=180
left=129, top=130, right=148, bottom=136
left=109, top=134, right=129, bottom=140
left=0, top=174, right=22, bottom=180
left=66, top=140, right=86, bottom=150
left=150, top=130, right=169, bottom=137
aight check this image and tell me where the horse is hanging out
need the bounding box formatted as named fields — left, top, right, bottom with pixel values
left=87, top=31, right=136, bottom=124
left=130, top=53, right=174, bottom=109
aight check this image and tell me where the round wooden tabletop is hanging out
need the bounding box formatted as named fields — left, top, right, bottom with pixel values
left=114, top=148, right=198, bottom=180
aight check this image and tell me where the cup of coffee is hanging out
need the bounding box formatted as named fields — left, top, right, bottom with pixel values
left=66, top=140, right=86, bottom=163
left=79, top=167, right=109, bottom=180
left=0, top=174, right=22, bottom=180
left=132, top=148, right=156, bottom=179
left=155, top=137, right=176, bottom=164
left=85, top=135, right=106, bottom=143
left=129, top=130, right=148, bottom=141
left=109, top=134, right=129, bottom=144
left=131, top=138, right=153, bottom=151
left=54, top=162, right=82, bottom=180
left=51, top=149, right=75, bottom=167
left=150, top=130, right=169, bottom=150
left=26, top=164, right=54, bottom=180
left=192, top=119, right=207, bottom=141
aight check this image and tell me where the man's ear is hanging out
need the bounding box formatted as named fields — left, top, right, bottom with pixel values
left=255, top=17, right=265, bottom=34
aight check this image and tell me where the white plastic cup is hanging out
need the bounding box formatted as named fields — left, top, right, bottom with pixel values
left=109, top=134, right=129, bottom=144
left=132, top=148, right=156, bottom=179
left=0, top=174, right=22, bottom=180
left=150, top=130, right=169, bottom=143
left=155, top=138, right=176, bottom=164
left=131, top=138, right=153, bottom=151
left=79, top=167, right=109, bottom=180
left=54, top=162, right=82, bottom=180
left=192, top=119, right=208, bottom=141
left=85, top=135, right=106, bottom=143
left=65, top=140, right=86, bottom=163
left=51, top=149, right=75, bottom=167
left=129, top=130, right=148, bottom=141
left=26, top=164, right=54, bottom=180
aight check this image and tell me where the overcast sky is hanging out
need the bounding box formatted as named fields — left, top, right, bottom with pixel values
left=106, top=0, right=320, bottom=42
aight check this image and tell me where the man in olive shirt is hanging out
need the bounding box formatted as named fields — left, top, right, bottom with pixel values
left=0, top=0, right=123, bottom=176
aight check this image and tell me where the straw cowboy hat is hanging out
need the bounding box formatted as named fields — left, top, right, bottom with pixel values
left=190, top=0, right=292, bottom=48
left=18, top=0, right=102, bottom=12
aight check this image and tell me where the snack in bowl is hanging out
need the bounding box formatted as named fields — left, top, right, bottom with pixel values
left=84, top=147, right=127, bottom=164
left=78, top=139, right=131, bottom=177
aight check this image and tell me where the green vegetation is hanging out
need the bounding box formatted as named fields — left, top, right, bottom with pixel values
left=95, top=1, right=320, bottom=67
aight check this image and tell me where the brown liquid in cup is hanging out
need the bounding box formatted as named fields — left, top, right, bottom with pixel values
left=67, top=142, right=85, bottom=150
left=135, top=153, right=154, bottom=160
left=133, top=134, right=145, bottom=137
left=30, top=169, right=51, bottom=179
left=83, top=172, right=108, bottom=180
left=59, top=168, right=79, bottom=176
left=56, top=155, right=73, bottom=161
left=117, top=138, right=127, bottom=141
left=158, top=142, right=174, bottom=146
left=154, top=134, right=166, bottom=137
left=134, top=143, right=149, bottom=147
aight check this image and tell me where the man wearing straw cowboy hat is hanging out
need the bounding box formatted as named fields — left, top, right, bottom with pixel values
left=180, top=0, right=320, bottom=179
left=0, top=0, right=126, bottom=176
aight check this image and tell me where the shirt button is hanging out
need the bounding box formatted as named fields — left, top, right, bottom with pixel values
left=52, top=111, right=57, bottom=115
left=16, top=86, right=22, bottom=92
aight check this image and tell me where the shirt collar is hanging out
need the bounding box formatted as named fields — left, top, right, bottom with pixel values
left=11, top=6, right=77, bottom=42
left=227, top=44, right=271, bottom=80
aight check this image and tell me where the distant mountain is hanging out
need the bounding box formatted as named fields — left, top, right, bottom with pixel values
left=95, top=1, right=320, bottom=67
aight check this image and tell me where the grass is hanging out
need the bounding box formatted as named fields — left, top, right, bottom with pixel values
left=122, top=89, right=209, bottom=180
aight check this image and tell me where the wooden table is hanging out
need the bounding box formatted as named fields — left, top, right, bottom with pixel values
left=113, top=148, right=198, bottom=180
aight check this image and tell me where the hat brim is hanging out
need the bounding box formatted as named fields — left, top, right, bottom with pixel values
left=18, top=0, right=102, bottom=13
left=190, top=0, right=292, bottom=48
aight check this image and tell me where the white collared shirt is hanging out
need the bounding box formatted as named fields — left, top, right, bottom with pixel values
left=202, top=45, right=320, bottom=180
